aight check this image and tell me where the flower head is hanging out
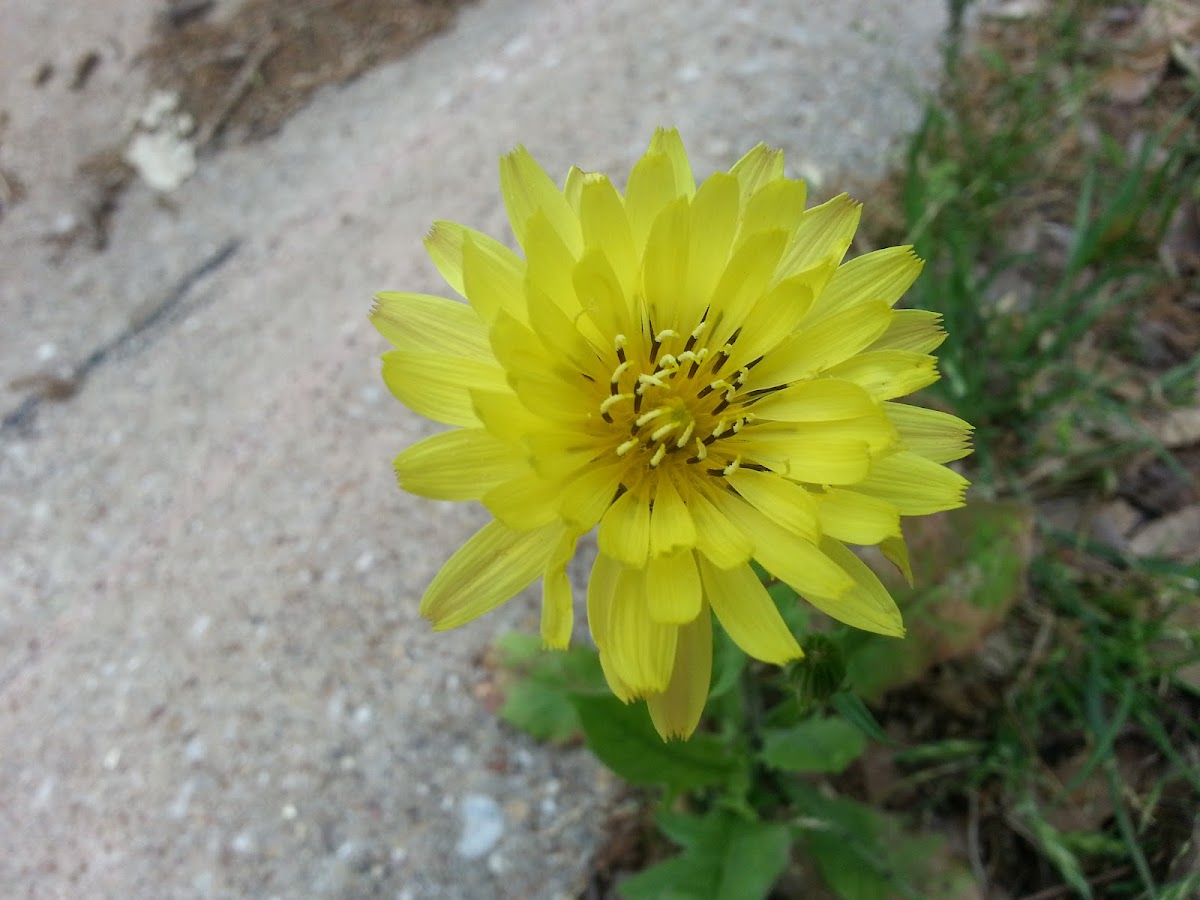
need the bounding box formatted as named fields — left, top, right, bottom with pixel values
left=373, top=129, right=971, bottom=739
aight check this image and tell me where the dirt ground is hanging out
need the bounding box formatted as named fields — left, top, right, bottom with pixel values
left=0, top=0, right=949, bottom=897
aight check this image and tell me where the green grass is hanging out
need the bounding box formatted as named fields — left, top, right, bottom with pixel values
left=862, top=1, right=1200, bottom=895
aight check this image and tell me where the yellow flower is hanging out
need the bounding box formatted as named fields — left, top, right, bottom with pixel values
left=373, top=129, right=971, bottom=740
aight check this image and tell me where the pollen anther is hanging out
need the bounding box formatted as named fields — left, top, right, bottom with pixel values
left=616, top=437, right=640, bottom=457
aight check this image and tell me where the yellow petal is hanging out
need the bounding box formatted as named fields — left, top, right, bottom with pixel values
left=578, top=173, right=637, bottom=297
left=598, top=650, right=636, bottom=703
left=371, top=292, right=493, bottom=360
left=706, top=228, right=789, bottom=348
left=559, top=458, right=625, bottom=532
left=809, top=245, right=923, bottom=322
left=748, top=378, right=878, bottom=422
left=730, top=265, right=823, bottom=366
left=499, top=145, right=581, bottom=253
left=607, top=565, right=678, bottom=696
left=462, top=233, right=528, bottom=325
left=881, top=534, right=914, bottom=586
left=869, top=309, right=947, bottom=353
left=825, top=350, right=939, bottom=400
left=683, top=172, right=740, bottom=325
left=420, top=520, right=561, bottom=630
left=815, top=488, right=901, bottom=545
left=524, top=210, right=582, bottom=321
left=856, top=452, right=970, bottom=515
left=526, top=283, right=602, bottom=377
left=598, top=488, right=652, bottom=566
left=381, top=350, right=507, bottom=427
left=725, top=468, right=819, bottom=542
left=482, top=471, right=562, bottom=530
left=885, top=402, right=974, bottom=463
left=574, top=247, right=634, bottom=339
left=542, top=529, right=579, bottom=649
left=394, top=428, right=525, bottom=500
left=736, top=177, right=807, bottom=248
left=809, top=539, right=905, bottom=636
left=641, top=197, right=692, bottom=331
left=647, top=605, right=712, bottom=740
left=624, top=150, right=678, bottom=255
left=688, top=482, right=754, bottom=569
left=735, top=414, right=897, bottom=485
left=729, top=142, right=785, bottom=202
left=470, top=388, right=542, bottom=444
left=489, top=313, right=595, bottom=423
left=563, top=164, right=586, bottom=213
left=650, top=472, right=697, bottom=557
left=586, top=552, right=621, bottom=651
left=747, top=301, right=893, bottom=388
left=645, top=550, right=702, bottom=624
left=424, top=221, right=522, bottom=301
left=777, top=193, right=861, bottom=279
left=698, top=557, right=803, bottom=664
left=648, top=127, right=696, bottom=197
left=704, top=490, right=855, bottom=599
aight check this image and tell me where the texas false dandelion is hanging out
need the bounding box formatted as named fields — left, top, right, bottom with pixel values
left=373, top=129, right=971, bottom=739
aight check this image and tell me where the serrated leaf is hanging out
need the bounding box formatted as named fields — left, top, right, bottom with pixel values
left=498, top=680, right=579, bottom=743
left=761, top=717, right=867, bottom=774
left=620, top=811, right=791, bottom=900
left=571, top=694, right=735, bottom=791
left=790, top=784, right=971, bottom=900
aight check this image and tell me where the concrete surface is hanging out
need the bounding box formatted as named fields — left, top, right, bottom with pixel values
left=0, top=0, right=950, bottom=897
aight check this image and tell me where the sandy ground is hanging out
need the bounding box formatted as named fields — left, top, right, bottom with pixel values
left=0, top=1, right=949, bottom=897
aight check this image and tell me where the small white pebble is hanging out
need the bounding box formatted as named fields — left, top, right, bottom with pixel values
left=281, top=803, right=298, bottom=821
left=189, top=615, right=211, bottom=640
left=32, top=776, right=55, bottom=809
left=102, top=748, right=121, bottom=770
left=487, top=851, right=507, bottom=875
left=457, top=794, right=504, bottom=860
left=184, top=737, right=206, bottom=763
left=675, top=63, right=702, bottom=83
left=340, top=755, right=357, bottom=772
left=36, top=343, right=57, bottom=361
left=353, top=705, right=373, bottom=727
left=231, top=830, right=255, bottom=854
left=354, top=550, right=374, bottom=573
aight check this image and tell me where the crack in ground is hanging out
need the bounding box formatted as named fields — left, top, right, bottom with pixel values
left=2, top=238, right=241, bottom=436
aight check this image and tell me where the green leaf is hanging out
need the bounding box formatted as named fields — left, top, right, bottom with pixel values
left=493, top=633, right=608, bottom=743
left=620, top=810, right=791, bottom=900
left=571, top=694, right=736, bottom=791
left=498, top=680, right=578, bottom=743
left=830, top=691, right=890, bottom=744
left=709, top=620, right=746, bottom=700
left=760, top=717, right=867, bottom=774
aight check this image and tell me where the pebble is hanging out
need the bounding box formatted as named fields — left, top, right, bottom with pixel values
left=456, top=794, right=504, bottom=860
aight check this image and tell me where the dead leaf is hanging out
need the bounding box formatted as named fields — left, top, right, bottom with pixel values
left=1101, top=0, right=1174, bottom=102
left=1128, top=504, right=1200, bottom=562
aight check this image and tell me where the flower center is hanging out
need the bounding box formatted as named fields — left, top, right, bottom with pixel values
left=599, top=319, right=762, bottom=475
